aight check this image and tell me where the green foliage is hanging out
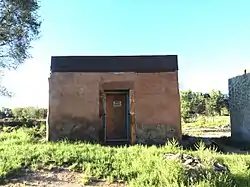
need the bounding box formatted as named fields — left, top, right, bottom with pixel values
left=181, top=90, right=229, bottom=122
left=0, top=0, right=41, bottom=68
left=12, top=107, right=47, bottom=120
left=0, top=107, right=13, bottom=118
left=0, top=0, right=41, bottom=96
left=181, top=90, right=205, bottom=121
left=0, top=127, right=250, bottom=187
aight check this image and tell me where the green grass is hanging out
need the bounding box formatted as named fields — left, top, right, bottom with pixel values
left=0, top=125, right=250, bottom=187
left=183, top=116, right=230, bottom=128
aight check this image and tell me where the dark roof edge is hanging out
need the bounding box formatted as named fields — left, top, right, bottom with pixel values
left=51, top=55, right=178, bottom=73
left=51, top=54, right=176, bottom=58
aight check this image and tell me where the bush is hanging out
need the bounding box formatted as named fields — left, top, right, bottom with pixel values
left=12, top=107, right=47, bottom=120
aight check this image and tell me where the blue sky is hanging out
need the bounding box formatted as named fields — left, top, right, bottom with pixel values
left=1, top=0, right=250, bottom=108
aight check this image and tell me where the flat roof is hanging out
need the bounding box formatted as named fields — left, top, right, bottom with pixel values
left=50, top=55, right=178, bottom=73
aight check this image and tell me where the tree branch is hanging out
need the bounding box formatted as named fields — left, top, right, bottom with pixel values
left=0, top=42, right=8, bottom=47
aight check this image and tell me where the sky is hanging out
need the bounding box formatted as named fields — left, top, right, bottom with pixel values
left=0, top=0, right=250, bottom=108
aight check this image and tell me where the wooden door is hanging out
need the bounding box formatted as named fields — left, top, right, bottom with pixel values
left=105, top=93, right=127, bottom=140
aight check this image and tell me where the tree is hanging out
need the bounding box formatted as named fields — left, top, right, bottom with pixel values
left=205, top=90, right=225, bottom=116
left=12, top=107, right=23, bottom=118
left=0, top=107, right=12, bottom=118
left=0, top=0, right=41, bottom=96
left=180, top=90, right=230, bottom=121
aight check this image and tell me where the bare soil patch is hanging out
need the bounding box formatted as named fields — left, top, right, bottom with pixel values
left=2, top=168, right=126, bottom=187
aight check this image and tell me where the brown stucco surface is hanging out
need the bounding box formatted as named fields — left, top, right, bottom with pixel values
left=47, top=72, right=181, bottom=144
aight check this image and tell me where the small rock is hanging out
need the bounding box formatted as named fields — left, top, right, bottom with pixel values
left=214, top=162, right=229, bottom=172
left=164, top=153, right=229, bottom=173
left=183, top=158, right=194, bottom=166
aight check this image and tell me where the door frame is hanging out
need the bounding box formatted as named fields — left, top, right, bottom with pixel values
left=103, top=90, right=130, bottom=143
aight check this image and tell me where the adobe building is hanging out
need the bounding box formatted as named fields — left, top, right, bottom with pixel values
left=228, top=71, right=250, bottom=142
left=47, top=55, right=181, bottom=145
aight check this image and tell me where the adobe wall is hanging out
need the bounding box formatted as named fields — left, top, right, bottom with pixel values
left=47, top=72, right=181, bottom=144
left=228, top=73, right=250, bottom=142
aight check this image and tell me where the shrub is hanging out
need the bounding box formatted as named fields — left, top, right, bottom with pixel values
left=12, top=107, right=47, bottom=120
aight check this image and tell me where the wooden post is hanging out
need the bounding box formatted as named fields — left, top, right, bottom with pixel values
left=129, top=89, right=136, bottom=145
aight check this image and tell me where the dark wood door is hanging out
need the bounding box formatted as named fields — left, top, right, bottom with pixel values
left=106, top=93, right=127, bottom=140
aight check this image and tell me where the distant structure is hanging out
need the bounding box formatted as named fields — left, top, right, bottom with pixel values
left=228, top=71, right=250, bottom=142
left=47, top=55, right=181, bottom=145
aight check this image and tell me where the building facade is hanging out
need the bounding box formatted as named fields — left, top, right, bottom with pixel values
left=47, top=55, right=181, bottom=145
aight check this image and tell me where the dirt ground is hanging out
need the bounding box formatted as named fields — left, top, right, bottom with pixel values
left=183, top=128, right=249, bottom=154
left=2, top=168, right=126, bottom=187
left=182, top=127, right=231, bottom=138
